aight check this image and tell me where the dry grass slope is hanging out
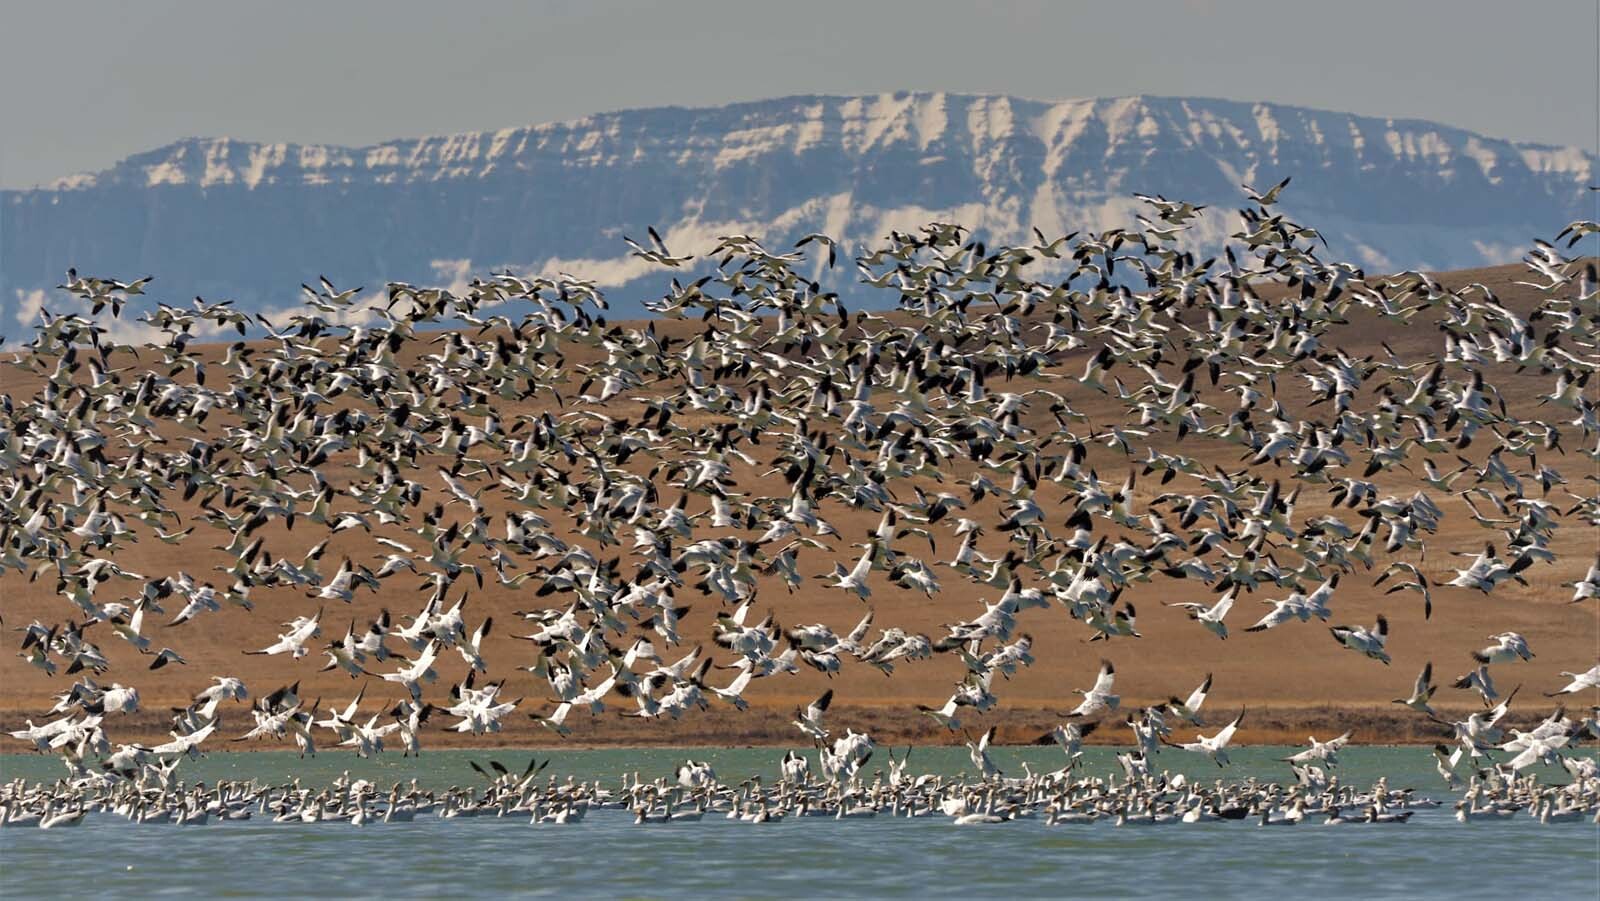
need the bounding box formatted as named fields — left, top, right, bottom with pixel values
left=0, top=259, right=1594, bottom=750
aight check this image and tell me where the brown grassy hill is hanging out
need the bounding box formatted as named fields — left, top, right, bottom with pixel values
left=0, top=260, right=1594, bottom=749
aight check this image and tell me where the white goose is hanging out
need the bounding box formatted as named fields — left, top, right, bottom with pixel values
left=1329, top=615, right=1390, bottom=664
left=1166, top=709, right=1245, bottom=767
left=1545, top=664, right=1600, bottom=697
left=1059, top=659, right=1119, bottom=718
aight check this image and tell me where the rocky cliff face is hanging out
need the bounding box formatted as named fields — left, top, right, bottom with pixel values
left=3, top=93, right=1592, bottom=328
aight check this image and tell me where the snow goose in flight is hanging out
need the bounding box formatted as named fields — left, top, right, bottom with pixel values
left=311, top=557, right=376, bottom=604
left=1444, top=687, right=1520, bottom=756
left=147, top=719, right=217, bottom=760
left=6, top=714, right=94, bottom=753
left=792, top=689, right=833, bottom=740
left=1392, top=662, right=1438, bottom=715
left=822, top=541, right=876, bottom=600
left=95, top=683, right=140, bottom=715
left=1085, top=602, right=1141, bottom=642
left=1058, top=659, right=1119, bottom=719
left=1444, top=543, right=1523, bottom=594
left=1242, top=176, right=1292, bottom=206
left=705, top=669, right=753, bottom=710
left=918, top=671, right=996, bottom=731
left=1452, top=663, right=1502, bottom=706
left=1374, top=560, right=1433, bottom=620
left=1502, top=731, right=1571, bottom=771
left=965, top=726, right=1002, bottom=781
left=243, top=610, right=322, bottom=659
left=1164, top=673, right=1213, bottom=726
left=1243, top=584, right=1327, bottom=633
left=1133, top=193, right=1206, bottom=223
left=339, top=713, right=398, bottom=758
left=1301, top=575, right=1340, bottom=618
left=1433, top=744, right=1464, bottom=790
left=1045, top=720, right=1097, bottom=762
left=624, top=227, right=694, bottom=268
left=107, top=603, right=152, bottom=653
left=1166, top=590, right=1235, bottom=640
left=535, top=666, right=618, bottom=737
left=320, top=621, right=372, bottom=679
left=1281, top=730, right=1353, bottom=766
left=1328, top=614, right=1390, bottom=665
left=1076, top=345, right=1115, bottom=394
left=194, top=676, right=248, bottom=711
left=455, top=616, right=493, bottom=673
left=1566, top=553, right=1600, bottom=603
left=389, top=700, right=432, bottom=755
left=445, top=679, right=519, bottom=735
left=1472, top=632, right=1533, bottom=665
left=1164, top=709, right=1244, bottom=767
left=1545, top=664, right=1600, bottom=697
left=381, top=640, right=440, bottom=702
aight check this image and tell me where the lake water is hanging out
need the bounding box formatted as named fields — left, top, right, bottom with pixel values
left=2, top=746, right=1595, bottom=899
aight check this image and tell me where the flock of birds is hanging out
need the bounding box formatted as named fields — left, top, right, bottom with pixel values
left=1, top=178, right=1598, bottom=828
left=5, top=749, right=1598, bottom=829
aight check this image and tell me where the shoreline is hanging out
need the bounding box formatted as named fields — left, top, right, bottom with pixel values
left=4, top=701, right=1562, bottom=752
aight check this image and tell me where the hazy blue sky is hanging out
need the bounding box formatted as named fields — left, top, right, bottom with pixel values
left=3, top=0, right=1595, bottom=189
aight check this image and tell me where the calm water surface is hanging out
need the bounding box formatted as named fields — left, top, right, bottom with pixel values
left=2, top=746, right=1595, bottom=899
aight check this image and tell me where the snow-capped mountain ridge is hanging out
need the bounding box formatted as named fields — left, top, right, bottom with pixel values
left=4, top=93, right=1592, bottom=325
left=48, top=93, right=1593, bottom=193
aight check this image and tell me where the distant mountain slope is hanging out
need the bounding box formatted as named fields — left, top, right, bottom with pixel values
left=2, top=93, right=1592, bottom=328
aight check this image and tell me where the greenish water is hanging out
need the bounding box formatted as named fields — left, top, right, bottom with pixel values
left=1, top=747, right=1595, bottom=899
